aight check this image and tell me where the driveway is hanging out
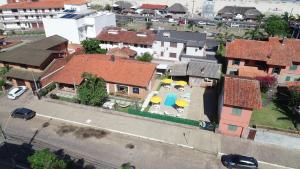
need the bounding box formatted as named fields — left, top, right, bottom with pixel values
left=0, top=90, right=35, bottom=113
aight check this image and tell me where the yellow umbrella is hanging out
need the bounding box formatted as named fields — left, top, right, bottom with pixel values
left=161, top=78, right=173, bottom=84
left=176, top=80, right=187, bottom=86
left=151, top=96, right=162, bottom=104
left=175, top=99, right=188, bottom=107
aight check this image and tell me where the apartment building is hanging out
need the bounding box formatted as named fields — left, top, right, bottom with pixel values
left=43, top=10, right=116, bottom=44
left=97, top=27, right=155, bottom=55
left=0, top=0, right=87, bottom=30
left=153, top=30, right=207, bottom=62
left=226, top=37, right=300, bottom=84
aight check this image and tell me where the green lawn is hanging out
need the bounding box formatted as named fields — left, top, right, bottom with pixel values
left=251, top=102, right=300, bottom=131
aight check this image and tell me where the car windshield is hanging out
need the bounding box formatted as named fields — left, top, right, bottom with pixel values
left=14, top=87, right=23, bottom=94
left=8, top=94, right=13, bottom=96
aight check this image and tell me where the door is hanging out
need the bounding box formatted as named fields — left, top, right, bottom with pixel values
left=16, top=79, right=26, bottom=86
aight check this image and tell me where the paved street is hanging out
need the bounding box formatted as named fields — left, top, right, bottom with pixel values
left=0, top=110, right=223, bottom=169
left=0, top=94, right=300, bottom=169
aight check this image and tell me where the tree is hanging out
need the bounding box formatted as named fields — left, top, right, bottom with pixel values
left=255, top=76, right=277, bottom=93
left=28, top=149, right=67, bottom=169
left=256, top=14, right=265, bottom=29
left=81, top=39, right=107, bottom=54
left=136, top=52, right=153, bottom=62
left=104, top=4, right=112, bottom=11
left=216, top=21, right=227, bottom=33
left=145, top=22, right=152, bottom=29
left=77, top=73, right=108, bottom=106
left=243, top=26, right=265, bottom=40
left=90, top=4, right=104, bottom=11
left=264, top=15, right=289, bottom=37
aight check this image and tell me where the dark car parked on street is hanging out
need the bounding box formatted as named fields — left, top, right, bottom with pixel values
left=221, top=154, right=258, bottom=169
left=11, top=108, right=36, bottom=120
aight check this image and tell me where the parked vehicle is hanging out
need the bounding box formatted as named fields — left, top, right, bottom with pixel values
left=199, top=121, right=215, bottom=131
left=168, top=18, right=177, bottom=23
left=151, top=19, right=159, bottom=22
left=165, top=14, right=172, bottom=18
left=7, top=86, right=27, bottom=100
left=198, top=21, right=207, bottom=25
left=11, top=108, right=36, bottom=120
left=221, top=154, right=258, bottom=169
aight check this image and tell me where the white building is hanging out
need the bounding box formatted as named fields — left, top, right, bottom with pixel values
left=0, top=0, right=88, bottom=30
left=153, top=30, right=207, bottom=62
left=43, top=10, right=116, bottom=44
left=97, top=27, right=155, bottom=55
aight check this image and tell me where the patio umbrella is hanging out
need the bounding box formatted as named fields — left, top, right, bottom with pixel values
left=151, top=96, right=162, bottom=104
left=175, top=99, right=188, bottom=107
left=161, top=78, right=173, bottom=84
left=176, top=80, right=187, bottom=86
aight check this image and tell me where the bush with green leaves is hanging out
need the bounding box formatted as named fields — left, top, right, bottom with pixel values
left=136, top=52, right=153, bottom=62
left=81, top=39, right=107, bottom=54
left=0, top=79, right=4, bottom=90
left=27, top=149, right=67, bottom=169
left=77, top=73, right=108, bottom=106
left=264, top=15, right=289, bottom=37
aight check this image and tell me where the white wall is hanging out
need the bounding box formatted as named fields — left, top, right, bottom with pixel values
left=186, top=46, right=205, bottom=56
left=43, top=18, right=81, bottom=44
left=64, top=4, right=88, bottom=12
left=152, top=40, right=184, bottom=61
left=100, top=42, right=153, bottom=55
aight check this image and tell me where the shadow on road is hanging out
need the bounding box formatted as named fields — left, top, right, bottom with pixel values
left=56, top=125, right=110, bottom=139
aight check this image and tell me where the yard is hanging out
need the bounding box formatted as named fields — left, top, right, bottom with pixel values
left=251, top=92, right=300, bottom=131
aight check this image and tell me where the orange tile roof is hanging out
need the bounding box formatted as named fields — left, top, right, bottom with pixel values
left=97, top=27, right=155, bottom=45
left=224, top=75, right=262, bottom=109
left=226, top=37, right=300, bottom=67
left=50, top=54, right=156, bottom=88
left=238, top=66, right=268, bottom=78
left=140, top=4, right=167, bottom=10
left=107, top=47, right=137, bottom=58
left=0, top=0, right=87, bottom=9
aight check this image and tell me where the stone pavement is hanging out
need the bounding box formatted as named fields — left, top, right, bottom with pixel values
left=186, top=87, right=206, bottom=121
left=24, top=99, right=300, bottom=169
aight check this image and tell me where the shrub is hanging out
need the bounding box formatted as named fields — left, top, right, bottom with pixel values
left=50, top=93, right=59, bottom=99
left=136, top=52, right=153, bottom=62
left=255, top=76, right=277, bottom=93
left=38, top=88, right=48, bottom=96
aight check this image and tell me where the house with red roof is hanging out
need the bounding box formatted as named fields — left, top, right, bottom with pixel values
left=226, top=37, right=300, bottom=84
left=140, top=4, right=168, bottom=13
left=97, top=27, right=155, bottom=56
left=218, top=76, right=262, bottom=137
left=43, top=54, right=157, bottom=99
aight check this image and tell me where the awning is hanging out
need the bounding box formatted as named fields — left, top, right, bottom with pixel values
left=5, top=69, right=42, bottom=81
left=156, top=64, right=168, bottom=70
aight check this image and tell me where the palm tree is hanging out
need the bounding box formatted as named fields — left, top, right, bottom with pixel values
left=216, top=21, right=227, bottom=33
left=243, top=26, right=265, bottom=40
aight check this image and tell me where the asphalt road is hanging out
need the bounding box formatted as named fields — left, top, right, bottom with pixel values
left=0, top=105, right=225, bottom=169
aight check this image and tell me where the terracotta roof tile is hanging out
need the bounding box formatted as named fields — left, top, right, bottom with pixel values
left=50, top=54, right=156, bottom=88
left=224, top=75, right=262, bottom=109
left=97, top=27, right=155, bottom=45
left=226, top=37, right=300, bottom=66
left=140, top=4, right=167, bottom=10
left=107, top=47, right=137, bottom=58
left=0, top=0, right=87, bottom=9
left=238, top=66, right=268, bottom=78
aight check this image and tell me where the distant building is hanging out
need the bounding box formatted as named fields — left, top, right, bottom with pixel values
left=97, top=27, right=155, bottom=55
left=217, top=6, right=261, bottom=21
left=140, top=3, right=167, bottom=14
left=218, top=75, right=262, bottom=137
left=167, top=3, right=187, bottom=15
left=0, top=35, right=68, bottom=90
left=0, top=0, right=88, bottom=30
left=153, top=30, right=207, bottom=62
left=43, top=10, right=116, bottom=44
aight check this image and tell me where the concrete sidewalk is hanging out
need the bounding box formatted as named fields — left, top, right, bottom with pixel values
left=26, top=99, right=220, bottom=154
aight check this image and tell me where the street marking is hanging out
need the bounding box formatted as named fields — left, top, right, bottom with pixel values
left=36, top=114, right=195, bottom=150
left=217, top=153, right=295, bottom=169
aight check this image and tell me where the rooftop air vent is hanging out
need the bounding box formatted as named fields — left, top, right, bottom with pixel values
left=163, top=32, right=170, bottom=38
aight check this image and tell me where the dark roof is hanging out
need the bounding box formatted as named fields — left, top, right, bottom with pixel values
left=217, top=6, right=261, bottom=19
left=156, top=30, right=206, bottom=47
left=206, top=39, right=220, bottom=49
left=114, top=1, right=132, bottom=9
left=30, top=35, right=67, bottom=50
left=187, top=60, right=221, bottom=79
left=181, top=54, right=217, bottom=61
left=186, top=40, right=205, bottom=47
left=169, top=63, right=188, bottom=76
left=5, top=68, right=43, bottom=81
left=167, top=3, right=186, bottom=13
left=0, top=35, right=67, bottom=67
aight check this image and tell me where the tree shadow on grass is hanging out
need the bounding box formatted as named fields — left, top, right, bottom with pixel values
left=273, top=87, right=299, bottom=130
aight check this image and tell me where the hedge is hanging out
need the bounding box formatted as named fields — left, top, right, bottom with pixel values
left=127, top=108, right=200, bottom=127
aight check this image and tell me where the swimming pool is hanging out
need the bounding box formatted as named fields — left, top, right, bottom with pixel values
left=164, top=93, right=177, bottom=107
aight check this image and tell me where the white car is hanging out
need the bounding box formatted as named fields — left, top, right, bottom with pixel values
left=198, top=21, right=207, bottom=25
left=151, top=19, right=159, bottom=22
left=168, top=18, right=177, bottom=23
left=7, top=86, right=27, bottom=100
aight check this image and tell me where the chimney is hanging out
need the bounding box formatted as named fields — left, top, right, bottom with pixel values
left=111, top=55, right=115, bottom=62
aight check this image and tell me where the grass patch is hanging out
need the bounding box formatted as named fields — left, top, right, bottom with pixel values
left=0, top=91, right=3, bottom=96
left=251, top=102, right=300, bottom=131
left=116, top=106, right=131, bottom=113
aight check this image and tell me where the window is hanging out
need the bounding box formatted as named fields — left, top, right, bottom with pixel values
left=169, top=53, right=176, bottom=58
left=34, top=9, right=38, bottom=12
left=161, top=51, right=164, bottom=57
left=11, top=9, right=18, bottom=12
left=23, top=9, right=26, bottom=12
left=290, top=64, right=298, bottom=71
left=48, top=8, right=52, bottom=11
left=232, top=108, right=242, bottom=116
left=195, top=48, right=198, bottom=52
left=132, top=87, right=139, bottom=94
left=228, top=125, right=237, bottom=131
left=272, top=67, right=281, bottom=74
left=229, top=70, right=237, bottom=75
left=170, top=42, right=177, bottom=47
left=232, top=59, right=240, bottom=65
left=117, top=85, right=128, bottom=93
left=161, top=41, right=164, bottom=47
left=285, top=76, right=291, bottom=81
